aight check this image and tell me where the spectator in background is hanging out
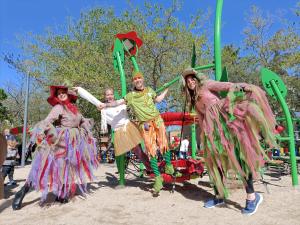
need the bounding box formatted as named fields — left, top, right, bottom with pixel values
left=3, top=129, right=11, bottom=140
left=179, top=136, right=189, bottom=159
left=2, top=135, right=18, bottom=186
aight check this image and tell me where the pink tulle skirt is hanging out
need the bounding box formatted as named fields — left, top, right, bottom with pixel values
left=201, top=85, right=277, bottom=198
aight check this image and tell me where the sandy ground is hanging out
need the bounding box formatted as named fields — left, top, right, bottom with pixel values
left=0, top=162, right=299, bottom=225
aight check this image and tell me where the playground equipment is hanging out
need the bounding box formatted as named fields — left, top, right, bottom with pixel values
left=111, top=31, right=142, bottom=185
left=160, top=112, right=204, bottom=183
left=111, top=0, right=298, bottom=187
left=112, top=31, right=205, bottom=184
left=160, top=112, right=199, bottom=159
left=261, top=68, right=299, bottom=186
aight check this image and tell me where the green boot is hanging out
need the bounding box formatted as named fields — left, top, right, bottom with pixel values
left=165, top=164, right=182, bottom=177
left=165, top=164, right=175, bottom=175
left=153, top=175, right=163, bottom=193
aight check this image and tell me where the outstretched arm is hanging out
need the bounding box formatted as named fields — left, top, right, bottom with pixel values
left=73, top=87, right=104, bottom=107
left=205, top=80, right=234, bottom=92
left=155, top=88, right=168, bottom=103
left=44, top=104, right=63, bottom=124
left=206, top=80, right=252, bottom=93
left=98, top=99, right=126, bottom=110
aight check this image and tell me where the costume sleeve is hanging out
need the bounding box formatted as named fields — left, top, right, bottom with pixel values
left=124, top=93, right=131, bottom=106
left=77, top=87, right=102, bottom=107
left=148, top=87, right=157, bottom=100
left=205, top=80, right=234, bottom=92
left=44, top=104, right=64, bottom=124
left=76, top=87, right=108, bottom=133
left=30, top=105, right=63, bottom=145
left=206, top=80, right=252, bottom=93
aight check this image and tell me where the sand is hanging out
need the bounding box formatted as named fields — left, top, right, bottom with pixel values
left=0, top=162, right=299, bottom=225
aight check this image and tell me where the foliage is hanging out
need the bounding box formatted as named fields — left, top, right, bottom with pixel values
left=242, top=5, right=300, bottom=112
left=2, top=0, right=300, bottom=134
left=0, top=89, right=10, bottom=129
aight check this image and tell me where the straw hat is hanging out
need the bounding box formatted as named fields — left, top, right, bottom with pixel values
left=182, top=68, right=198, bottom=79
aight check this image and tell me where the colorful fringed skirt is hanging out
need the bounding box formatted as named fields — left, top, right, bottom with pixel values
left=27, top=125, right=99, bottom=201
left=201, top=86, right=277, bottom=198
left=139, top=116, right=169, bottom=157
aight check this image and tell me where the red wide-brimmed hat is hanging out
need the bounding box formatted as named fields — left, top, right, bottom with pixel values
left=47, top=85, right=78, bottom=106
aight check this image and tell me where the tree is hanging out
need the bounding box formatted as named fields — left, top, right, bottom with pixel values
left=3, top=0, right=211, bottom=135
left=221, top=45, right=260, bottom=85
left=242, top=5, right=300, bottom=113
left=0, top=89, right=10, bottom=128
left=3, top=75, right=50, bottom=128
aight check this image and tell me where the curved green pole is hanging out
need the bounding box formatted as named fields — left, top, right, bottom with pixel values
left=190, top=43, right=197, bottom=159
left=130, top=56, right=139, bottom=72
left=277, top=117, right=300, bottom=122
left=116, top=52, right=127, bottom=97
left=194, top=64, right=215, bottom=71
left=270, top=80, right=298, bottom=186
left=191, top=111, right=197, bottom=159
left=214, top=0, right=223, bottom=81
left=122, top=41, right=140, bottom=72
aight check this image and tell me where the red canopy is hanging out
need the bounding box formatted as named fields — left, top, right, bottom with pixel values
left=160, top=112, right=198, bottom=126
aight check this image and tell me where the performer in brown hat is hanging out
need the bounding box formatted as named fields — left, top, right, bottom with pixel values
left=12, top=85, right=99, bottom=210
left=181, top=68, right=277, bottom=215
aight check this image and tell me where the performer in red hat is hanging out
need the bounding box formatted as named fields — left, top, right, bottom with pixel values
left=12, top=85, right=99, bottom=210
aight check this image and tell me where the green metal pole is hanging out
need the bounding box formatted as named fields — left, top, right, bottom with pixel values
left=270, top=80, right=298, bottom=186
left=191, top=109, right=197, bottom=159
left=155, top=64, right=216, bottom=94
left=214, top=0, right=223, bottom=81
left=116, top=52, right=127, bottom=97
left=156, top=76, right=181, bottom=93
left=130, top=56, right=140, bottom=72
left=115, top=51, right=126, bottom=186
left=277, top=137, right=292, bottom=142
left=277, top=117, right=300, bottom=122
left=194, top=64, right=215, bottom=71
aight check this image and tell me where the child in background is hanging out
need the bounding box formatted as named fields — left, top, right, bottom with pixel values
left=2, top=135, right=18, bottom=186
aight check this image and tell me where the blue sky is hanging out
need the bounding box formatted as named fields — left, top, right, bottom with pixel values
left=0, top=0, right=298, bottom=88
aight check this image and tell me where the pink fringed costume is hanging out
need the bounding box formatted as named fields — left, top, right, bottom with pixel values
left=195, top=80, right=277, bottom=198
left=28, top=104, right=99, bottom=201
